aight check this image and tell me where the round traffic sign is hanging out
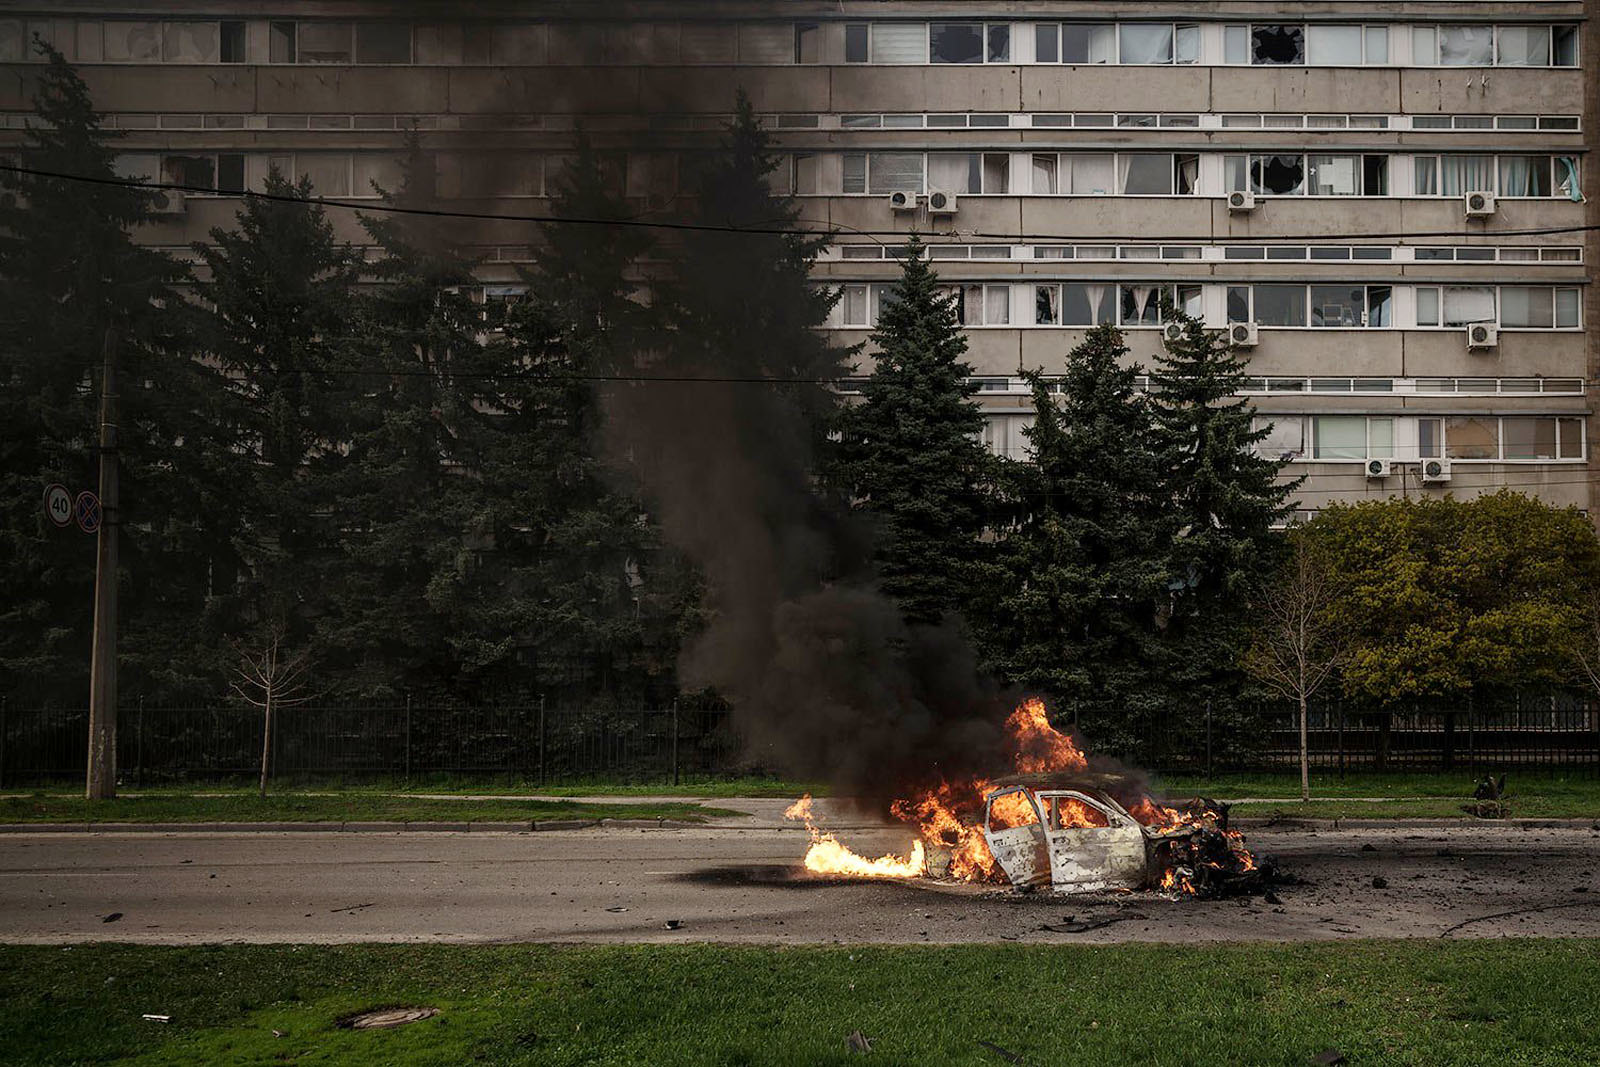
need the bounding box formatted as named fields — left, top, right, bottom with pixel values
left=74, top=490, right=102, bottom=534
left=44, top=484, right=73, bottom=527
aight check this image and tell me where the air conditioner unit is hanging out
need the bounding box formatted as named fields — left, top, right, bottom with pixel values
left=1364, top=458, right=1393, bottom=479
left=1466, top=322, right=1499, bottom=350
left=1420, top=458, right=1452, bottom=483
left=926, top=190, right=958, bottom=215
left=149, top=190, right=185, bottom=216
left=1464, top=190, right=1496, bottom=217
left=1228, top=321, right=1259, bottom=347
left=1161, top=321, right=1187, bottom=342
left=887, top=190, right=916, bottom=212
left=1227, top=190, right=1256, bottom=213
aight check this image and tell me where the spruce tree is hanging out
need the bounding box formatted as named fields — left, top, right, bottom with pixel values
left=972, top=327, right=1176, bottom=752
left=836, top=236, right=991, bottom=625
left=1150, top=300, right=1299, bottom=705
left=0, top=41, right=229, bottom=702
left=195, top=170, right=362, bottom=638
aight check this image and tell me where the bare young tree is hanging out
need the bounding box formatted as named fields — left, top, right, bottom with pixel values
left=1572, top=597, right=1600, bottom=701
left=1242, top=536, right=1348, bottom=803
left=229, top=629, right=314, bottom=797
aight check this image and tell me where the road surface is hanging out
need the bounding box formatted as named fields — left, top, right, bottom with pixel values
left=2, top=814, right=1597, bottom=945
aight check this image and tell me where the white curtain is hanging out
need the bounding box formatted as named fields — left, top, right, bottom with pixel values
left=928, top=154, right=973, bottom=193
left=1031, top=154, right=1058, bottom=194
left=1497, top=156, right=1544, bottom=197
left=986, top=287, right=1010, bottom=325
left=1440, top=156, right=1493, bottom=196
left=1132, top=285, right=1155, bottom=322
left=1442, top=286, right=1495, bottom=326
left=1069, top=154, right=1114, bottom=194
left=1496, top=26, right=1548, bottom=66
left=1087, top=24, right=1115, bottom=63
left=1414, top=156, right=1439, bottom=195
left=1438, top=26, right=1492, bottom=65
left=1175, top=25, right=1200, bottom=63
left=1086, top=285, right=1108, bottom=323
left=1557, top=157, right=1580, bottom=201
left=1119, top=24, right=1172, bottom=64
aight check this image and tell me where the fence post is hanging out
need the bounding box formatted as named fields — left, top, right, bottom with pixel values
left=0, top=696, right=7, bottom=791
left=134, top=697, right=144, bottom=789
left=538, top=695, right=547, bottom=788
left=1442, top=709, right=1456, bottom=771
left=404, top=695, right=412, bottom=782
left=671, top=699, right=680, bottom=787
left=1337, top=703, right=1346, bottom=780
left=1204, top=700, right=1212, bottom=778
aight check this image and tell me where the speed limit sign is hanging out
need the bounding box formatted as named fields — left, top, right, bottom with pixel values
left=43, top=484, right=73, bottom=528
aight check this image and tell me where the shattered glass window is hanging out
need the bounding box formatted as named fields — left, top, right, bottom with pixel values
left=1251, top=25, right=1304, bottom=65
left=930, top=23, right=983, bottom=64
left=1251, top=155, right=1305, bottom=196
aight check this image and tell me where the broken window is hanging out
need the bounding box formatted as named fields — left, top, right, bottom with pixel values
left=1175, top=154, right=1200, bottom=194
left=1308, top=155, right=1359, bottom=195
left=104, top=21, right=161, bottom=61
left=356, top=23, right=411, bottom=63
left=1438, top=26, right=1492, bottom=65
left=1035, top=285, right=1058, bottom=325
left=1119, top=285, right=1162, bottom=326
left=1226, top=286, right=1251, bottom=323
left=1445, top=416, right=1498, bottom=460
left=161, top=154, right=215, bottom=189
left=930, top=23, right=983, bottom=64
left=163, top=22, right=220, bottom=62
left=1251, top=155, right=1305, bottom=196
left=1061, top=24, right=1115, bottom=64
left=988, top=25, right=1010, bottom=62
left=1251, top=25, right=1304, bottom=65
left=844, top=23, right=868, bottom=62
left=299, top=22, right=354, bottom=63
left=1256, top=417, right=1305, bottom=458
left=1119, top=24, right=1172, bottom=64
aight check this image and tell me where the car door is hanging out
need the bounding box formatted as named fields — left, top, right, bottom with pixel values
left=981, top=786, right=1050, bottom=887
left=1035, top=791, right=1148, bottom=892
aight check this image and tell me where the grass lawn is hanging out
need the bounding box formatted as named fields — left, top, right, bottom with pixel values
left=1, top=941, right=1595, bottom=1066
left=1156, top=771, right=1600, bottom=819
left=0, top=793, right=742, bottom=825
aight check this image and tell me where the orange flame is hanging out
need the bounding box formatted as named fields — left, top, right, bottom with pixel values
left=785, top=794, right=926, bottom=878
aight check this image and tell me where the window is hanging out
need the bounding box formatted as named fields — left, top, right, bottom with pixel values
left=1253, top=285, right=1307, bottom=327
left=1368, top=418, right=1395, bottom=458
left=1251, top=155, right=1305, bottom=196
left=1362, top=156, right=1388, bottom=195
left=1553, top=26, right=1578, bottom=66
left=1559, top=418, right=1584, bottom=459
left=867, top=153, right=923, bottom=193
left=795, top=22, right=820, bottom=63
left=355, top=23, right=411, bottom=63
left=842, top=153, right=867, bottom=194
left=844, top=23, right=868, bottom=63
left=1118, top=285, right=1167, bottom=326
left=105, top=22, right=162, bottom=62
left=299, top=22, right=354, bottom=63
left=942, top=284, right=1010, bottom=326
left=1499, top=156, right=1551, bottom=197
left=1555, top=288, right=1580, bottom=328
left=296, top=154, right=351, bottom=197
left=220, top=21, right=246, bottom=62
left=1122, top=154, right=1173, bottom=195
left=1445, top=416, right=1498, bottom=460
left=840, top=284, right=870, bottom=326
left=1224, top=25, right=1250, bottom=64
left=930, top=23, right=982, bottom=63
left=1503, top=418, right=1558, bottom=459
left=1035, top=24, right=1059, bottom=63
left=870, top=23, right=924, bottom=63
left=161, top=154, right=215, bottom=189
left=1308, top=155, right=1359, bottom=195
left=1257, top=417, right=1305, bottom=458
left=1497, top=25, right=1549, bottom=66
left=1119, top=24, right=1172, bottom=64
left=1061, top=24, right=1116, bottom=64
left=1312, top=416, right=1367, bottom=459
left=1367, top=286, right=1393, bottom=327
left=988, top=24, right=1011, bottom=62
left=163, top=22, right=220, bottom=62
left=1438, top=25, right=1493, bottom=65
left=352, top=154, right=403, bottom=197
left=737, top=25, right=790, bottom=64
left=1252, top=25, right=1305, bottom=64
left=1031, top=154, right=1058, bottom=194
left=1309, top=285, right=1365, bottom=327
left=1305, top=25, right=1362, bottom=65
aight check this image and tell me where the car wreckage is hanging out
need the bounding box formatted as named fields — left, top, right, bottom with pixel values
left=977, top=773, right=1267, bottom=895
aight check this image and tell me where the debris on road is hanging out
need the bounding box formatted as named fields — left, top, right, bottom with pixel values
left=338, top=1007, right=439, bottom=1030
left=101, top=912, right=122, bottom=923
left=978, top=1038, right=1024, bottom=1063
left=845, top=1030, right=873, bottom=1053
left=663, top=919, right=683, bottom=930
left=141, top=1014, right=170, bottom=1023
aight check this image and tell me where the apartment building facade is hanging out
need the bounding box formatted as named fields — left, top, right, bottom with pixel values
left=1, top=2, right=1593, bottom=517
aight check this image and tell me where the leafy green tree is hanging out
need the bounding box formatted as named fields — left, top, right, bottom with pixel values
left=972, top=327, right=1176, bottom=752
left=0, top=41, right=229, bottom=702
left=1298, top=491, right=1600, bottom=702
left=1150, top=300, right=1300, bottom=711
left=194, top=170, right=362, bottom=638
left=835, top=236, right=992, bottom=625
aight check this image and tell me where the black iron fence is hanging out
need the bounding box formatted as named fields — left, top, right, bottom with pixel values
left=2, top=696, right=1597, bottom=787
left=0, top=699, right=742, bottom=787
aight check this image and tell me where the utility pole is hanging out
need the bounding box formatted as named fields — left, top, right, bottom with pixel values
left=85, top=327, right=119, bottom=800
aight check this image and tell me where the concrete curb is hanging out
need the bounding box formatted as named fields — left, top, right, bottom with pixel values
left=1234, top=816, right=1600, bottom=831
left=0, top=817, right=716, bottom=834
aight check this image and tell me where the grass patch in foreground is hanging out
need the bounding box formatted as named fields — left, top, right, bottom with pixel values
left=0, top=793, right=741, bottom=825
left=2, top=940, right=1596, bottom=1066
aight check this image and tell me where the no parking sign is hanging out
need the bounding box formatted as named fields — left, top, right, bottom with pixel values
left=74, top=490, right=101, bottom=534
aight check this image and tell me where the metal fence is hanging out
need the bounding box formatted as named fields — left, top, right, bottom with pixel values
left=2, top=696, right=1597, bottom=787
left=1144, top=698, right=1600, bottom=777
left=0, top=699, right=742, bottom=787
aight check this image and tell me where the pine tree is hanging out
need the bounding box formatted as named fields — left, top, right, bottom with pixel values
left=194, top=170, right=363, bottom=637
left=0, top=41, right=229, bottom=702
left=972, top=327, right=1176, bottom=752
left=836, top=236, right=991, bottom=625
left=1150, top=300, right=1300, bottom=704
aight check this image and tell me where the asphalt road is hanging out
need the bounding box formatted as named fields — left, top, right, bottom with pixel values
left=3, top=814, right=1598, bottom=945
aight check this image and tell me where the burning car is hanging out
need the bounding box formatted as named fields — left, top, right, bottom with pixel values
left=979, top=774, right=1262, bottom=895
left=786, top=698, right=1268, bottom=897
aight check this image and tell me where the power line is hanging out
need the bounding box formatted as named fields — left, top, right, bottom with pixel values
left=4, top=162, right=1598, bottom=244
